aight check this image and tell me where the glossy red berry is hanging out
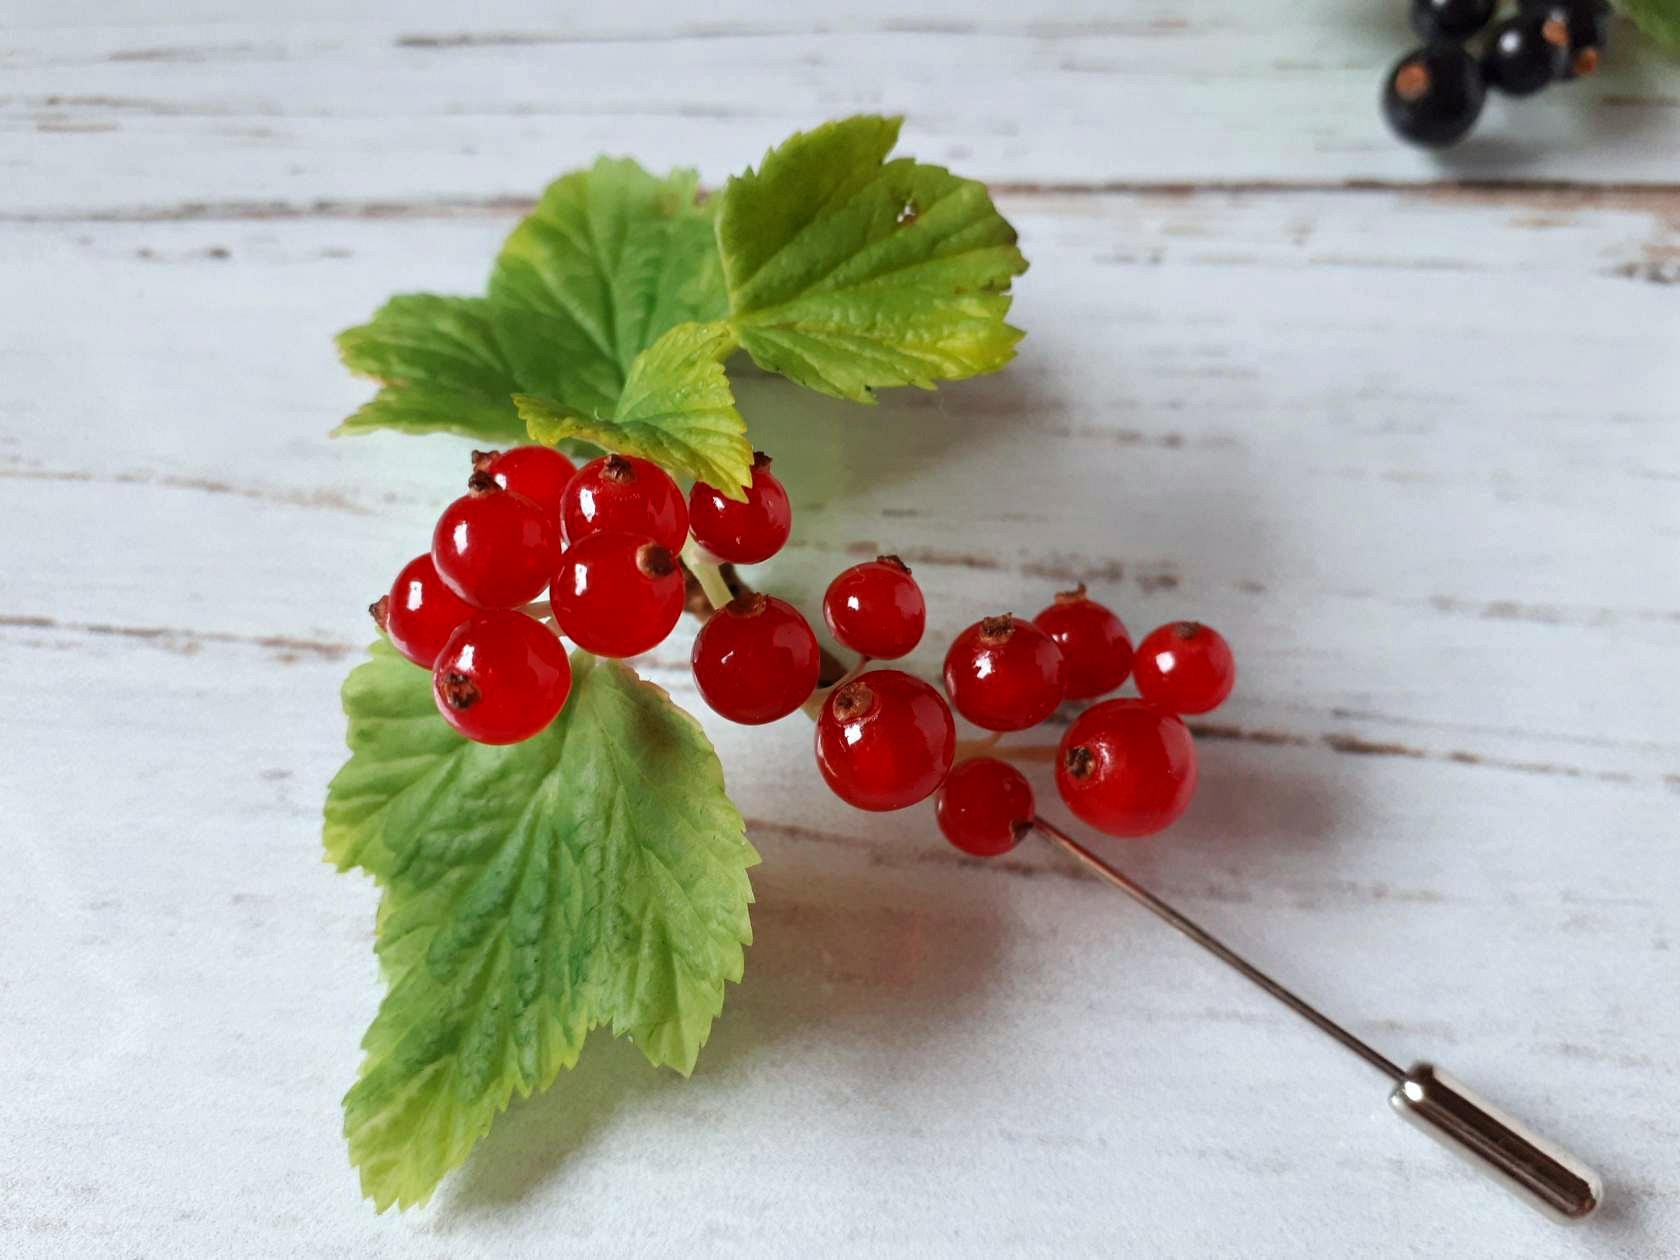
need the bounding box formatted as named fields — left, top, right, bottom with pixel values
left=371, top=552, right=476, bottom=668
left=1056, top=699, right=1198, bottom=837
left=432, top=610, right=572, bottom=745
left=936, top=758, right=1034, bottom=857
left=822, top=555, right=925, bottom=659
left=1133, top=621, right=1236, bottom=715
left=691, top=593, right=821, bottom=724
left=1031, top=585, right=1133, bottom=700
left=550, top=532, right=684, bottom=658
left=942, top=614, right=1066, bottom=732
left=815, top=670, right=955, bottom=811
left=689, top=451, right=792, bottom=565
left=560, top=453, right=688, bottom=552
left=473, top=445, right=576, bottom=529
left=431, top=473, right=559, bottom=608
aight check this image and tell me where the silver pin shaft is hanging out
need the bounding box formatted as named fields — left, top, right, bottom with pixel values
left=1032, top=818, right=1603, bottom=1224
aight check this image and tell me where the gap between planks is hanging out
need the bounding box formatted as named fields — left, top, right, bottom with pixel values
left=2, top=613, right=1673, bottom=791
left=5, top=178, right=1680, bottom=225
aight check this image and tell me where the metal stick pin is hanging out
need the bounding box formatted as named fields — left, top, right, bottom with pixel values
left=1032, top=817, right=1604, bottom=1224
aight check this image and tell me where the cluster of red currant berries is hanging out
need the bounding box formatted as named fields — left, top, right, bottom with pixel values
left=369, top=443, right=1237, bottom=856
left=815, top=575, right=1234, bottom=856
left=1384, top=0, right=1610, bottom=148
left=369, top=445, right=793, bottom=742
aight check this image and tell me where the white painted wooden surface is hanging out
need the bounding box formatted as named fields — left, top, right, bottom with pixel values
left=4, top=2, right=1678, bottom=1256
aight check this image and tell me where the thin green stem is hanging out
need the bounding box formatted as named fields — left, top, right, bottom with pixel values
left=992, top=741, right=1058, bottom=764
left=799, top=656, right=870, bottom=721
left=681, top=540, right=735, bottom=612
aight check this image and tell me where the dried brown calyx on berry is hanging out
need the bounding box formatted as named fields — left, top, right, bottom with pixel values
left=726, top=592, right=769, bottom=618
left=1394, top=59, right=1432, bottom=103
left=1063, top=743, right=1096, bottom=782
left=636, top=543, right=676, bottom=579
left=438, top=671, right=481, bottom=711
left=829, top=679, right=877, bottom=723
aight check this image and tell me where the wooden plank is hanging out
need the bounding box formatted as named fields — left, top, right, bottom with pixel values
left=2, top=186, right=1676, bottom=1254
left=3, top=635, right=1674, bottom=1255
left=7, top=0, right=1680, bottom=218
left=4, top=5, right=1680, bottom=1253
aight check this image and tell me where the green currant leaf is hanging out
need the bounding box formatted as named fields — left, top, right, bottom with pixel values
left=515, top=321, right=753, bottom=497
left=717, top=114, right=1029, bottom=404
left=488, top=159, right=729, bottom=419
left=1618, top=0, right=1680, bottom=50
left=333, top=294, right=527, bottom=441
left=324, top=642, right=757, bottom=1212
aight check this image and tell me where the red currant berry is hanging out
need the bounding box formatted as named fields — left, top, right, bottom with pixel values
left=689, top=451, right=792, bottom=565
left=560, top=453, right=688, bottom=552
left=473, top=445, right=576, bottom=530
left=1031, top=584, right=1133, bottom=700
left=431, top=473, right=558, bottom=608
left=1056, top=699, right=1198, bottom=837
left=822, top=554, right=925, bottom=659
left=942, top=614, right=1066, bottom=732
left=814, top=669, right=955, bottom=811
left=550, top=532, right=684, bottom=658
left=1133, top=621, right=1236, bottom=715
left=432, top=609, right=572, bottom=745
left=936, top=758, right=1034, bottom=858
left=691, top=593, right=820, bottom=724
left=371, top=552, right=476, bottom=668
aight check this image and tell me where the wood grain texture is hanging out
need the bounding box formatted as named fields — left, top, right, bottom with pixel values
left=3, top=2, right=1678, bottom=1257
left=7, top=0, right=1680, bottom=221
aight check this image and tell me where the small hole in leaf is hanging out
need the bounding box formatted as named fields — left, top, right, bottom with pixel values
left=896, top=199, right=918, bottom=227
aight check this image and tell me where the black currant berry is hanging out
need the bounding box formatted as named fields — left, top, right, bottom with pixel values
left=1482, top=13, right=1570, bottom=96
left=1410, top=0, right=1497, bottom=42
left=1383, top=44, right=1487, bottom=149
left=1522, top=0, right=1610, bottom=78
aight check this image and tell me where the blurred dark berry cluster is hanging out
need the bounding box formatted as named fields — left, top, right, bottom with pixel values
left=1383, top=0, right=1611, bottom=147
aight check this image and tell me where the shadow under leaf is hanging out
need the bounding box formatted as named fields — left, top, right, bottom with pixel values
left=432, top=845, right=1010, bottom=1220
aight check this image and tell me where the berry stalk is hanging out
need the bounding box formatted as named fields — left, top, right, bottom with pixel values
left=799, top=657, right=870, bottom=721
left=374, top=445, right=1232, bottom=842
left=680, top=540, right=738, bottom=615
